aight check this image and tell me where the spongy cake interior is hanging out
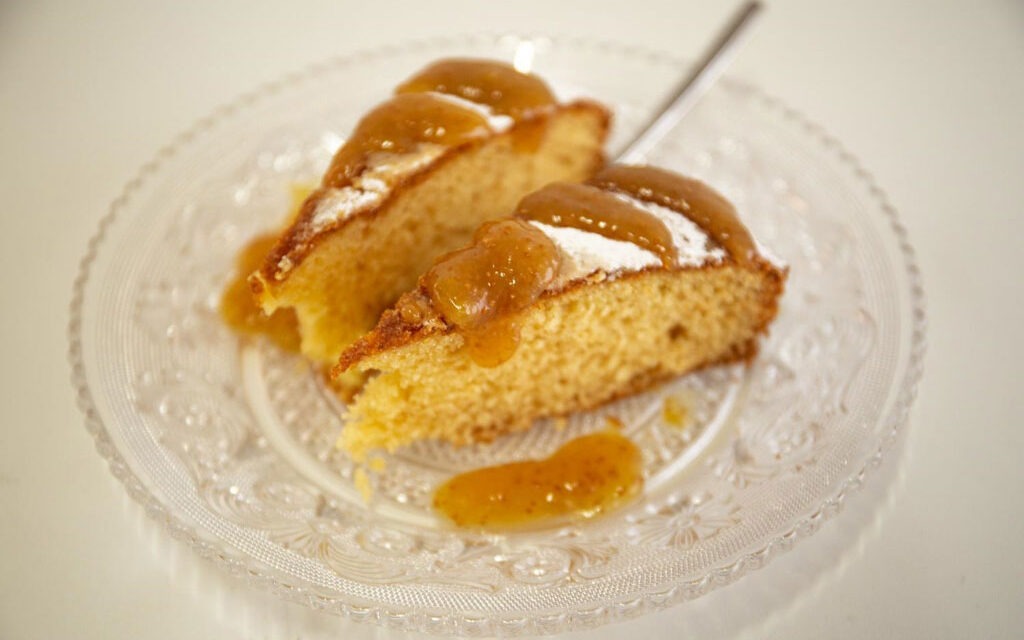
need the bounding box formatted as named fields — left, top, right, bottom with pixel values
left=255, top=105, right=608, bottom=364
left=340, top=263, right=783, bottom=459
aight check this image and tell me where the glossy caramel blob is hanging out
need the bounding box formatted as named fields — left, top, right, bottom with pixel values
left=423, top=219, right=561, bottom=367
left=516, top=182, right=678, bottom=266
left=220, top=233, right=300, bottom=352
left=433, top=430, right=642, bottom=529
left=322, top=93, right=490, bottom=188
left=396, top=58, right=556, bottom=120
left=591, top=164, right=756, bottom=265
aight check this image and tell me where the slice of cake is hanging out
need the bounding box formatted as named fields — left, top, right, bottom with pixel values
left=334, top=164, right=786, bottom=459
left=249, top=58, right=611, bottom=364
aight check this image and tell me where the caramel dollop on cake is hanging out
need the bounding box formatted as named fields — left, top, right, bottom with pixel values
left=517, top=181, right=679, bottom=267
left=247, top=58, right=611, bottom=364
left=395, top=58, right=557, bottom=120
left=420, top=218, right=561, bottom=367
left=335, top=165, right=786, bottom=459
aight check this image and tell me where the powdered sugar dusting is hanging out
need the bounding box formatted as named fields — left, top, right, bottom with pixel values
left=305, top=145, right=449, bottom=237
left=530, top=221, right=660, bottom=289
left=310, top=188, right=382, bottom=232
left=530, top=192, right=730, bottom=292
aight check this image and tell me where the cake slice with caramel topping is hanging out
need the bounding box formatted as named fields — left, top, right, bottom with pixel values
left=334, top=165, right=786, bottom=460
left=248, top=58, right=611, bottom=364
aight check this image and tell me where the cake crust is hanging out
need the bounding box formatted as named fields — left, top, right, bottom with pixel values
left=335, top=256, right=785, bottom=375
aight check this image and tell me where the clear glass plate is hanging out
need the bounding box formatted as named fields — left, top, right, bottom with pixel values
left=69, top=35, right=926, bottom=636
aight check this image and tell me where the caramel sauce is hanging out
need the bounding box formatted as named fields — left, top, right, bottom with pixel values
left=221, top=184, right=310, bottom=351
left=590, top=164, right=756, bottom=265
left=323, top=58, right=557, bottom=190
left=458, top=316, right=522, bottom=368
left=396, top=58, right=556, bottom=120
left=516, top=182, right=678, bottom=266
left=661, top=395, right=689, bottom=430
left=322, top=93, right=490, bottom=188
left=422, top=219, right=561, bottom=367
left=433, top=430, right=642, bottom=529
left=219, top=233, right=300, bottom=352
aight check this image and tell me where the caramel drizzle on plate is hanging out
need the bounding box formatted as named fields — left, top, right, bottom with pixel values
left=220, top=232, right=301, bottom=351
left=220, top=185, right=312, bottom=350
left=433, top=429, right=642, bottom=529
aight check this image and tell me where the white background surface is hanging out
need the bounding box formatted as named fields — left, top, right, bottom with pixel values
left=1, top=0, right=1022, bottom=638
